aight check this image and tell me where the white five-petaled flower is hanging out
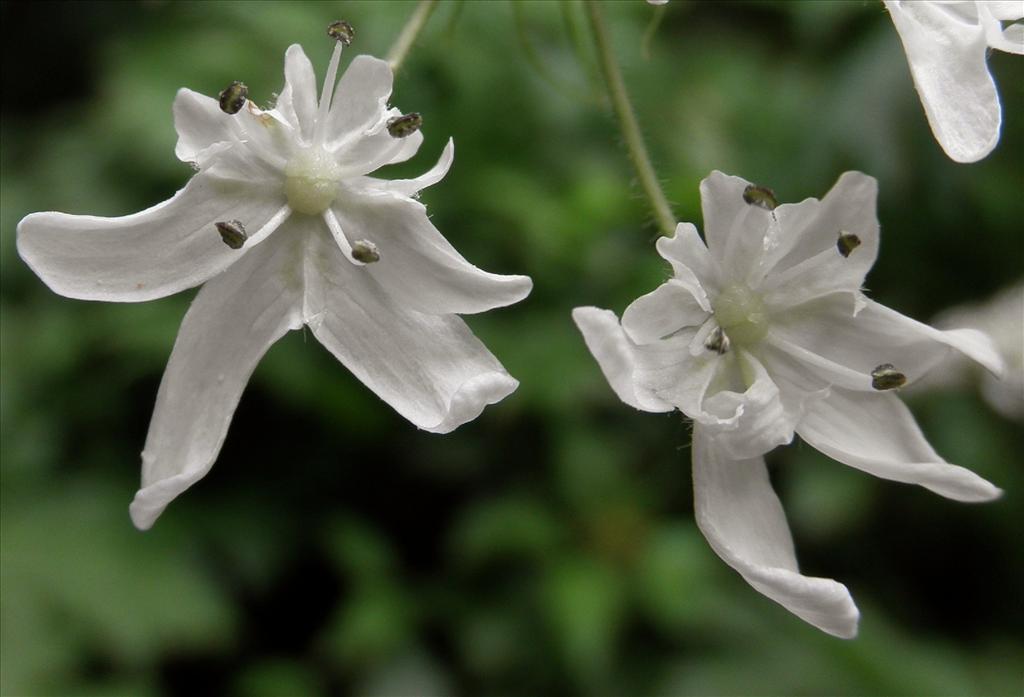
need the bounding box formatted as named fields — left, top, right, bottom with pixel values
left=17, top=38, right=532, bottom=531
left=573, top=171, right=1004, bottom=638
left=885, top=0, right=1024, bottom=162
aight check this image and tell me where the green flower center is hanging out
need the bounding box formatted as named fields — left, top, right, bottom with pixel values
left=284, top=147, right=343, bottom=215
left=713, top=284, right=769, bottom=347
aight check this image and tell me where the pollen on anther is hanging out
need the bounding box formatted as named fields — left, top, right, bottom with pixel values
left=387, top=113, right=423, bottom=139
left=215, top=220, right=247, bottom=249
left=742, top=184, right=778, bottom=210
left=837, top=231, right=861, bottom=257
left=218, top=81, right=248, bottom=115
left=351, top=239, right=380, bottom=264
left=871, top=363, right=906, bottom=390
left=328, top=20, right=355, bottom=45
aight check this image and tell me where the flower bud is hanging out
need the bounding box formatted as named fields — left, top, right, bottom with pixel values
left=742, top=184, right=778, bottom=211
left=328, top=20, right=355, bottom=45
left=218, top=81, right=248, bottom=115
left=387, top=113, right=423, bottom=139
left=215, top=220, right=247, bottom=249
left=351, top=239, right=380, bottom=264
left=871, top=363, right=906, bottom=390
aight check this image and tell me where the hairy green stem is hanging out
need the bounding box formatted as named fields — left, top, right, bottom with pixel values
left=387, top=0, right=439, bottom=75
left=586, top=1, right=675, bottom=236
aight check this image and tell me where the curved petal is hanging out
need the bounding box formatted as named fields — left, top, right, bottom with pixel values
left=885, top=0, right=1001, bottom=162
left=771, top=294, right=1005, bottom=387
left=571, top=306, right=673, bottom=413
left=329, top=188, right=532, bottom=315
left=300, top=219, right=518, bottom=433
left=129, top=230, right=304, bottom=530
left=622, top=279, right=711, bottom=345
left=760, top=172, right=879, bottom=294
left=978, top=2, right=1024, bottom=53
left=173, top=88, right=234, bottom=163
left=700, top=171, right=774, bottom=283
left=17, top=173, right=289, bottom=302
left=336, top=115, right=425, bottom=176
left=325, top=54, right=394, bottom=149
left=797, top=387, right=1001, bottom=502
left=699, top=351, right=796, bottom=460
left=276, top=44, right=319, bottom=142
left=371, top=138, right=455, bottom=198
left=656, top=222, right=720, bottom=293
left=692, top=428, right=860, bottom=638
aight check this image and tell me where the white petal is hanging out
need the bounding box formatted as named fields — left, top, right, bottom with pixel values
left=17, top=173, right=289, bottom=302
left=336, top=116, right=425, bottom=176
left=656, top=222, right=720, bottom=294
left=797, top=388, right=1002, bottom=502
left=173, top=88, right=234, bottom=163
left=700, top=171, right=774, bottom=283
left=692, top=428, right=860, bottom=638
left=571, top=307, right=673, bottom=413
left=771, top=294, right=1005, bottom=386
left=632, top=329, right=719, bottom=416
left=325, top=55, right=394, bottom=149
left=276, top=44, right=319, bottom=142
left=698, top=351, right=796, bottom=460
left=760, top=172, right=878, bottom=296
left=886, top=0, right=1001, bottom=162
left=374, top=138, right=455, bottom=197
left=330, top=189, right=532, bottom=315
left=129, top=230, right=304, bottom=530
left=621, top=280, right=710, bottom=345
left=977, top=1, right=1024, bottom=52
left=996, top=21, right=1024, bottom=53
left=299, top=219, right=519, bottom=433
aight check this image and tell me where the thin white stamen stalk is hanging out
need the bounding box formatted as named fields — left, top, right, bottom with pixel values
left=323, top=208, right=365, bottom=266
left=313, top=42, right=345, bottom=146
left=244, top=205, right=292, bottom=248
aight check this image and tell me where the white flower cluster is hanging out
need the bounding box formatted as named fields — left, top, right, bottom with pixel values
left=15, top=4, right=1018, bottom=638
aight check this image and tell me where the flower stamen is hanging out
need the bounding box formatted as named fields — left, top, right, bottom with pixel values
left=215, top=220, right=247, bottom=249
left=837, top=231, right=861, bottom=257
left=312, top=21, right=352, bottom=146
left=387, top=113, right=423, bottom=138
left=742, top=184, right=778, bottom=211
left=351, top=239, right=381, bottom=264
left=218, top=81, right=248, bottom=115
left=704, top=325, right=731, bottom=354
left=871, top=363, right=907, bottom=390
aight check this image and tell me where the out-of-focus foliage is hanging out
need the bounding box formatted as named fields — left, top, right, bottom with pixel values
left=2, top=1, right=1022, bottom=695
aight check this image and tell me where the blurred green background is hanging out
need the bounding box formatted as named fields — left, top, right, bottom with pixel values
left=2, top=1, right=1022, bottom=695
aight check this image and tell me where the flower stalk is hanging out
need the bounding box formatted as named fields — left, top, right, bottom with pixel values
left=387, top=0, right=439, bottom=75
left=585, top=1, right=675, bottom=237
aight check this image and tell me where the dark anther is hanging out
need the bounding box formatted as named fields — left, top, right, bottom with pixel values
left=351, top=240, right=380, bottom=264
left=704, top=326, right=731, bottom=355
left=215, top=220, right=247, bottom=249
left=837, top=232, right=862, bottom=258
left=328, top=20, right=355, bottom=45
left=871, top=363, right=906, bottom=390
left=218, top=81, right=248, bottom=115
left=742, top=184, right=778, bottom=211
left=387, top=113, right=423, bottom=139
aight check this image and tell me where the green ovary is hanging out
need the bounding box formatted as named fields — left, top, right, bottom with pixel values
left=284, top=147, right=343, bottom=215
left=713, top=284, right=769, bottom=346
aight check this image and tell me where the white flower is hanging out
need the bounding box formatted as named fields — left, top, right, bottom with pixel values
left=17, top=37, right=532, bottom=531
left=573, top=171, right=1004, bottom=638
left=914, top=282, right=1024, bottom=422
left=885, top=0, right=1024, bottom=162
